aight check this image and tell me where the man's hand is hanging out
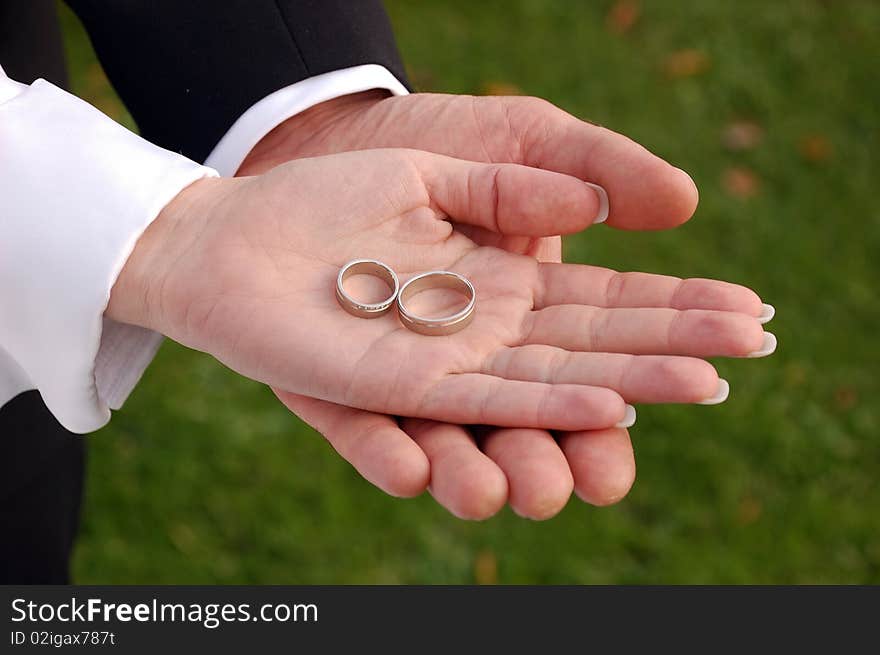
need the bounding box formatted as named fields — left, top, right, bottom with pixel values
left=238, top=90, right=699, bottom=231
left=233, top=92, right=771, bottom=520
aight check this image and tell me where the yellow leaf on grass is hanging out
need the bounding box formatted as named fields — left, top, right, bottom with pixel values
left=481, top=81, right=523, bottom=96
left=662, top=49, right=711, bottom=78
left=722, top=121, right=764, bottom=151
left=606, top=0, right=641, bottom=35
left=736, top=496, right=763, bottom=526
left=834, top=386, right=858, bottom=411
left=798, top=134, right=834, bottom=163
left=722, top=166, right=761, bottom=199
left=474, top=549, right=498, bottom=585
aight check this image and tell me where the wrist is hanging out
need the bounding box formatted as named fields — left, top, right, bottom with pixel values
left=106, top=176, right=226, bottom=330
left=237, top=89, right=389, bottom=176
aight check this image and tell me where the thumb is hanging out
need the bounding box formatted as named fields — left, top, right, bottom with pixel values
left=415, top=151, right=608, bottom=237
left=492, top=96, right=699, bottom=230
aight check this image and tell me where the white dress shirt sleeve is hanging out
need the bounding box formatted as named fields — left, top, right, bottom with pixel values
left=0, top=65, right=217, bottom=433
left=1, top=63, right=407, bottom=434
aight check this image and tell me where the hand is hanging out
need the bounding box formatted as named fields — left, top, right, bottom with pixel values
left=239, top=91, right=699, bottom=232
left=110, top=149, right=765, bottom=436
left=232, top=93, right=770, bottom=519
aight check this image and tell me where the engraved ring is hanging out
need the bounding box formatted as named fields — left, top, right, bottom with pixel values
left=397, top=271, right=476, bottom=336
left=335, top=259, right=400, bottom=318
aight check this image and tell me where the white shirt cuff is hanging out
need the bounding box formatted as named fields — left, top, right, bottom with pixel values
left=0, top=71, right=217, bottom=432
left=205, top=64, right=409, bottom=175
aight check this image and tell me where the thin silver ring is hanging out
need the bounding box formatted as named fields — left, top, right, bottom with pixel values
left=336, top=259, right=400, bottom=318
left=397, top=271, right=476, bottom=336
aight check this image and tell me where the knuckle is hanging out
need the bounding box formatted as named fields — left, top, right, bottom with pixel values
left=604, top=271, right=627, bottom=306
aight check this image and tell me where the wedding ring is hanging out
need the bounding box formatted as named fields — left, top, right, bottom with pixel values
left=336, top=259, right=400, bottom=318
left=397, top=271, right=476, bottom=336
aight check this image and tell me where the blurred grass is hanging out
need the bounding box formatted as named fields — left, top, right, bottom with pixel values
left=59, top=0, right=879, bottom=583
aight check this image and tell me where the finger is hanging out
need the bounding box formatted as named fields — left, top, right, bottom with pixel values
left=421, top=375, right=627, bottom=430
left=497, top=96, right=699, bottom=230
left=416, top=151, right=606, bottom=236
left=481, top=428, right=573, bottom=520
left=402, top=419, right=508, bottom=520
left=486, top=346, right=723, bottom=404
left=524, top=305, right=771, bottom=358
left=559, top=428, right=637, bottom=506
left=273, top=389, right=430, bottom=498
left=536, top=262, right=766, bottom=317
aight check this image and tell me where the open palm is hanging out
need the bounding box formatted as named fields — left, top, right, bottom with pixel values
left=145, top=149, right=766, bottom=432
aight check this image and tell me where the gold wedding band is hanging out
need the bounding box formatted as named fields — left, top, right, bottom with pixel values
left=336, top=259, right=400, bottom=318
left=397, top=271, right=476, bottom=336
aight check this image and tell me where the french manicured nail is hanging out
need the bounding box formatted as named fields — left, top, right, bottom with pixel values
left=758, top=303, right=775, bottom=324
left=675, top=167, right=699, bottom=196
left=615, top=404, right=636, bottom=429
left=585, top=182, right=609, bottom=224
left=747, top=332, right=777, bottom=358
left=698, top=378, right=730, bottom=405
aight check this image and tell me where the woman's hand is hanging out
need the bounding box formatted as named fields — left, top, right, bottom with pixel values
left=110, top=148, right=767, bottom=433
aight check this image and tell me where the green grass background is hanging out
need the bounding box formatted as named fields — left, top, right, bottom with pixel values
left=59, top=0, right=879, bottom=583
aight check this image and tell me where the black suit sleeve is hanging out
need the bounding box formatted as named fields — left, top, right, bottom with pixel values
left=0, top=0, right=67, bottom=88
left=64, top=0, right=409, bottom=162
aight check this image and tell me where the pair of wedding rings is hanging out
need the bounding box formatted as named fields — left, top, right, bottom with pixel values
left=335, top=259, right=475, bottom=336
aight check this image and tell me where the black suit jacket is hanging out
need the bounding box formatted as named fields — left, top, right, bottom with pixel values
left=1, top=0, right=408, bottom=161
left=66, top=0, right=409, bottom=161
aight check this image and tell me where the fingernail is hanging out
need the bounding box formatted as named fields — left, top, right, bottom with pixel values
left=698, top=378, right=730, bottom=405
left=615, top=404, right=636, bottom=429
left=747, top=331, right=777, bottom=358
left=758, top=303, right=775, bottom=324
left=585, top=182, right=609, bottom=224
left=675, top=166, right=699, bottom=196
